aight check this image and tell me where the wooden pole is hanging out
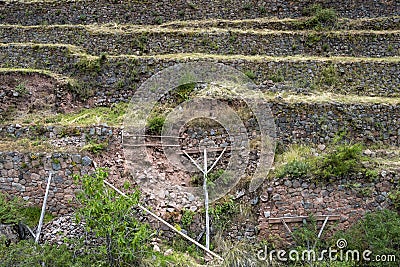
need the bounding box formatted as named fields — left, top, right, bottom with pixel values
left=35, top=173, right=52, bottom=244
left=103, top=180, right=223, bottom=261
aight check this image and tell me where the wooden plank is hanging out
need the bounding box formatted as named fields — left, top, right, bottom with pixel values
left=123, top=134, right=183, bottom=139
left=177, top=146, right=234, bottom=154
left=124, top=144, right=235, bottom=154
left=124, top=143, right=180, bottom=147
left=269, top=215, right=340, bottom=224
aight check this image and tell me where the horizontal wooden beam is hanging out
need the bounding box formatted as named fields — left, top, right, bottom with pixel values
left=269, top=215, right=340, bottom=224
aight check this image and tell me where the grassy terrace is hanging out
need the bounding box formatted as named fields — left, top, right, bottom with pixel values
left=2, top=91, right=399, bottom=126
left=162, top=16, right=400, bottom=30
left=0, top=24, right=399, bottom=57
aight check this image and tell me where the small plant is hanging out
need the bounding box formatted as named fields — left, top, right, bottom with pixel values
left=188, top=2, right=197, bottom=9
left=389, top=187, right=400, bottom=210
left=244, top=70, right=256, bottom=80
left=181, top=209, right=195, bottom=227
left=154, top=16, right=163, bottom=25
left=81, top=141, right=108, bottom=154
left=268, top=69, right=284, bottom=83
left=146, top=114, right=166, bottom=135
left=175, top=82, right=196, bottom=102
left=320, top=64, right=339, bottom=87
left=75, top=56, right=101, bottom=72
left=242, top=2, right=252, bottom=10
left=209, top=197, right=238, bottom=231
left=15, top=82, right=28, bottom=96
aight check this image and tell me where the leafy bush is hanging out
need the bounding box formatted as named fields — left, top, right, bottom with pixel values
left=146, top=114, right=166, bottom=135
left=276, top=160, right=310, bottom=179
left=335, top=209, right=400, bottom=266
left=0, top=193, right=24, bottom=224
left=316, top=143, right=364, bottom=178
left=302, top=4, right=337, bottom=29
left=209, top=197, right=238, bottom=231
left=181, top=209, right=195, bottom=227
left=74, top=168, right=153, bottom=266
left=389, top=188, right=400, bottom=210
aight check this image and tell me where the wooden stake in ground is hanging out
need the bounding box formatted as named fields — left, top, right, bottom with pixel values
left=35, top=172, right=52, bottom=244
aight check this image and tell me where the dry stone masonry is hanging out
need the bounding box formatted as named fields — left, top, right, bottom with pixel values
left=0, top=0, right=399, bottom=246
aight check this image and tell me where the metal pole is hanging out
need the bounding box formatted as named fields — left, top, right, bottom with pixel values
left=204, top=148, right=210, bottom=250
left=35, top=173, right=52, bottom=243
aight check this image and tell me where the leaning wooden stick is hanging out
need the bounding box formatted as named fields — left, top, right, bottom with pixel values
left=103, top=180, right=224, bottom=261
left=35, top=172, right=52, bottom=243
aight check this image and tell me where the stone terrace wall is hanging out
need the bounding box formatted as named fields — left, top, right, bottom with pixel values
left=0, top=0, right=399, bottom=25
left=1, top=45, right=400, bottom=97
left=258, top=170, right=399, bottom=243
left=1, top=26, right=399, bottom=58
left=0, top=151, right=93, bottom=215
left=2, top=96, right=400, bottom=148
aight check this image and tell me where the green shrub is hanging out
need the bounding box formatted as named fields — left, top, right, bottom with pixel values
left=268, top=70, right=284, bottom=83
left=335, top=209, right=400, bottom=266
left=0, top=193, right=53, bottom=227
left=175, top=82, right=196, bottom=102
left=0, top=193, right=24, bottom=224
left=209, top=197, right=238, bottom=231
left=15, top=82, right=28, bottom=96
left=74, top=168, right=153, bottom=266
left=75, top=56, right=101, bottom=72
left=146, top=114, right=166, bottom=135
left=302, top=4, right=337, bottom=29
left=389, top=188, right=400, bottom=210
left=320, top=64, right=339, bottom=87
left=316, top=143, right=363, bottom=178
left=181, top=209, right=195, bottom=228
left=276, top=160, right=310, bottom=179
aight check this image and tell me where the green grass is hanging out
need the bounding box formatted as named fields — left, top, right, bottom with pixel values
left=42, top=102, right=128, bottom=126
left=0, top=192, right=54, bottom=227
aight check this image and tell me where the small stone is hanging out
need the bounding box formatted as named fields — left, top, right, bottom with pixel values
left=318, top=144, right=326, bottom=151
left=375, top=195, right=386, bottom=203
left=363, top=149, right=373, bottom=156
left=264, top=211, right=271, bottom=218
left=164, top=249, right=173, bottom=256
left=272, top=194, right=281, bottom=201
left=251, top=196, right=259, bottom=205
left=153, top=244, right=161, bottom=252
left=82, top=156, right=92, bottom=166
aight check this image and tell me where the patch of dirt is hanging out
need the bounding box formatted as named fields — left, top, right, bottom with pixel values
left=0, top=72, right=80, bottom=123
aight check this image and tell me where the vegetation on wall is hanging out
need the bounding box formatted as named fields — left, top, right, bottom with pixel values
left=275, top=140, right=376, bottom=182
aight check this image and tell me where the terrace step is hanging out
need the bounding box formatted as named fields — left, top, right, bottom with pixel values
left=1, top=25, right=399, bottom=57
left=0, top=0, right=398, bottom=25
left=163, top=16, right=400, bottom=31
left=1, top=91, right=400, bottom=147
left=1, top=46, right=399, bottom=98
